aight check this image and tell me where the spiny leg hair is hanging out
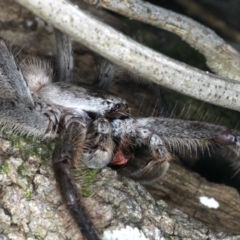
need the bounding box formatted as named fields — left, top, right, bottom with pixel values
left=110, top=117, right=239, bottom=183
left=53, top=121, right=100, bottom=240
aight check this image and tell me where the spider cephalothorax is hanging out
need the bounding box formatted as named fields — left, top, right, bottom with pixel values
left=0, top=29, right=240, bottom=240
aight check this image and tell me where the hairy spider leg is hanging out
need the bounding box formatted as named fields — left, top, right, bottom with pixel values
left=52, top=120, right=100, bottom=240
left=0, top=38, right=33, bottom=106
left=52, top=30, right=101, bottom=240
left=111, top=118, right=171, bottom=183
left=0, top=39, right=57, bottom=138
left=110, top=117, right=240, bottom=183
left=0, top=99, right=55, bottom=137
left=83, top=117, right=115, bottom=168
left=135, top=117, right=238, bottom=154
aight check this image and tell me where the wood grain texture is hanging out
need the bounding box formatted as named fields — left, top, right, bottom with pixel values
left=0, top=0, right=240, bottom=238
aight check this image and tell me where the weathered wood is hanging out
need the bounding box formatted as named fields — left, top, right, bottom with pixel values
left=14, top=0, right=240, bottom=112
left=118, top=149, right=240, bottom=235
left=0, top=0, right=240, bottom=239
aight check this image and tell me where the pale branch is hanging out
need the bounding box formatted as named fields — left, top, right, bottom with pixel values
left=15, top=0, right=240, bottom=112
left=177, top=0, right=240, bottom=43
left=85, top=0, right=240, bottom=81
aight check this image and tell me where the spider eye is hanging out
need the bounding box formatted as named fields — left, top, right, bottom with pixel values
left=115, top=103, right=121, bottom=110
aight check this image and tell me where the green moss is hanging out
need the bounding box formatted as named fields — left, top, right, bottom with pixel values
left=24, top=188, right=32, bottom=199
left=7, top=133, right=54, bottom=167
left=17, top=165, right=27, bottom=176
left=2, top=130, right=101, bottom=197
left=0, top=164, right=9, bottom=174
left=73, top=164, right=100, bottom=198
left=86, top=168, right=99, bottom=184
left=82, top=168, right=100, bottom=197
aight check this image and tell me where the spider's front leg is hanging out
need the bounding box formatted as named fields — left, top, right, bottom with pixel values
left=130, top=131, right=171, bottom=183
left=111, top=119, right=172, bottom=183
left=83, top=118, right=115, bottom=168
left=52, top=119, right=100, bottom=240
left=111, top=117, right=240, bottom=184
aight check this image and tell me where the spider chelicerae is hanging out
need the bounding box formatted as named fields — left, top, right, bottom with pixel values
left=0, top=27, right=239, bottom=240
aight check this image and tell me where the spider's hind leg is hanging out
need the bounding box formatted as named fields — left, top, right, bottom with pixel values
left=0, top=99, right=56, bottom=138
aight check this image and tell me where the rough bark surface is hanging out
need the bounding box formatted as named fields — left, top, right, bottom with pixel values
left=0, top=0, right=240, bottom=239
left=121, top=157, right=240, bottom=235
left=1, top=135, right=239, bottom=240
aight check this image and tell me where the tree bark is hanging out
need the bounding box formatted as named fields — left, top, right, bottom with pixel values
left=0, top=1, right=240, bottom=239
